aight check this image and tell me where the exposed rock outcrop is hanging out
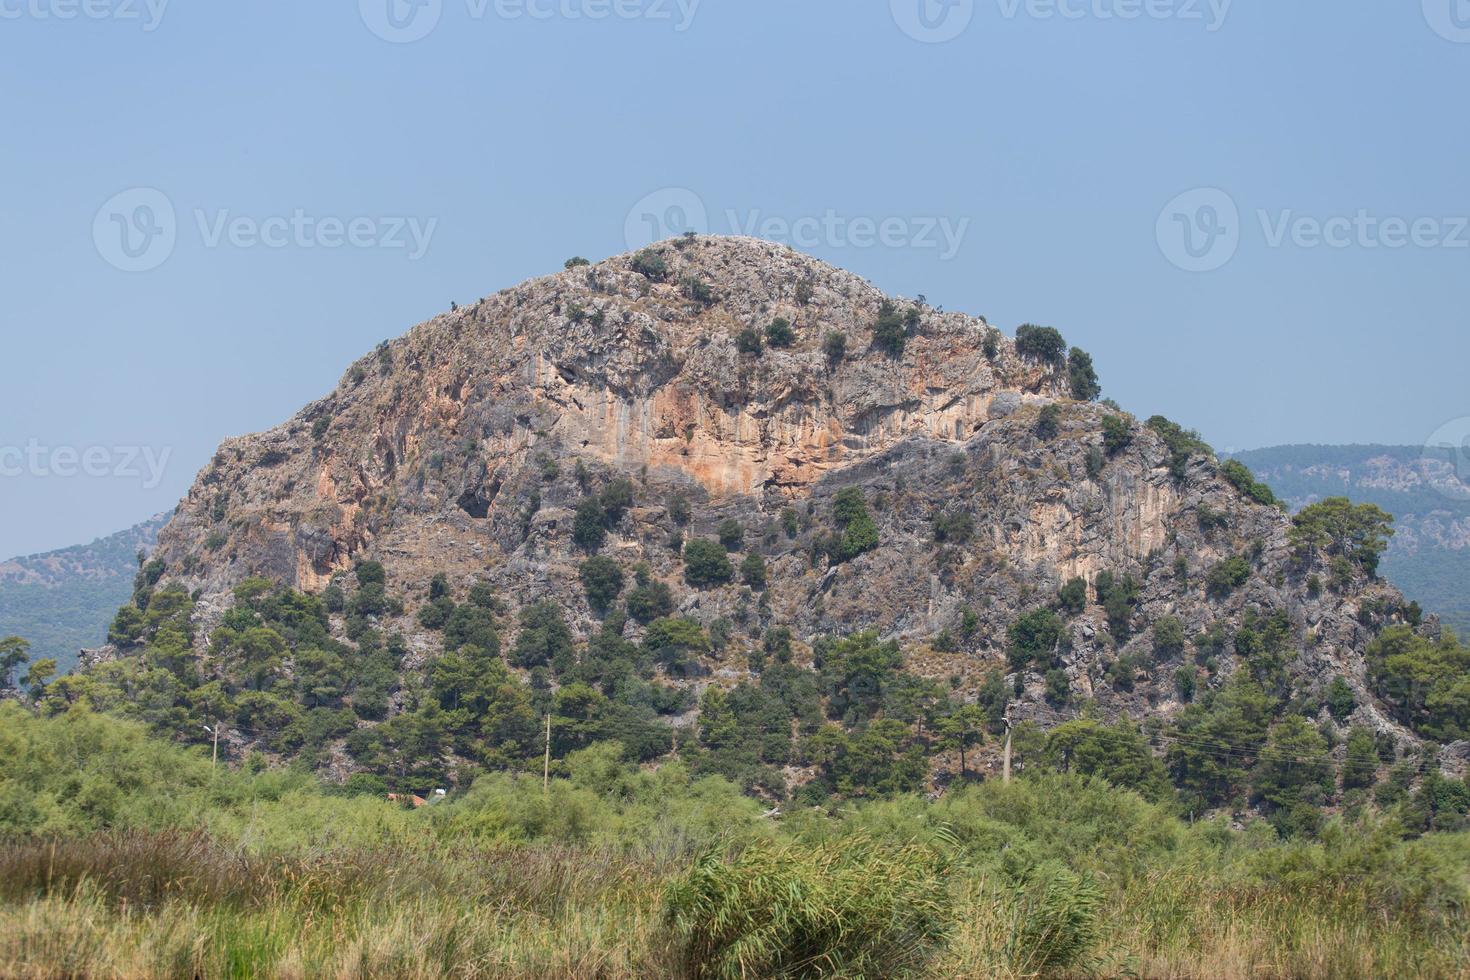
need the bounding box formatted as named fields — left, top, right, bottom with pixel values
left=149, top=236, right=1427, bottom=750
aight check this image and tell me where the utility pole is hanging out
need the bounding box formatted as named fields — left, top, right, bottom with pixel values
left=1002, top=716, right=1012, bottom=785
left=543, top=713, right=552, bottom=793
left=203, top=723, right=220, bottom=771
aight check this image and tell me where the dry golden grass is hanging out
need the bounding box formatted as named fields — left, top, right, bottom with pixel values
left=2, top=825, right=1468, bottom=979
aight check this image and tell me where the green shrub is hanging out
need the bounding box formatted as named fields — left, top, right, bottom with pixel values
left=1044, top=669, right=1070, bottom=706
left=765, top=317, right=795, bottom=348
left=735, top=327, right=764, bottom=356
left=1084, top=447, right=1105, bottom=479
left=579, top=556, right=624, bottom=614
left=443, top=604, right=499, bottom=655
left=872, top=301, right=909, bottom=356
left=1252, top=716, right=1335, bottom=834
left=1056, top=577, right=1087, bottom=615
left=1147, top=416, right=1211, bottom=480
left=1196, top=503, right=1229, bottom=532
left=667, top=492, right=692, bottom=526
left=1014, top=324, right=1066, bottom=365
left=1036, top=404, right=1060, bottom=440
left=932, top=509, right=974, bottom=544
left=1152, top=616, right=1187, bottom=658
left=1175, top=664, right=1197, bottom=702
left=599, top=479, right=636, bottom=523
left=1366, top=626, right=1470, bottom=740
left=1001, top=861, right=1103, bottom=975
left=1205, top=556, right=1251, bottom=598
left=0, top=705, right=219, bottom=836
left=1219, top=459, right=1279, bottom=507
left=1342, top=726, right=1379, bottom=790
left=684, top=540, right=734, bottom=588
left=831, top=488, right=879, bottom=562
left=1106, top=653, right=1144, bottom=692
left=1066, top=347, right=1101, bottom=401
left=564, top=256, right=590, bottom=269
left=822, top=331, right=846, bottom=364
left=1290, top=497, right=1395, bottom=575
left=572, top=499, right=606, bottom=550
left=681, top=275, right=714, bottom=304
left=1101, top=415, right=1133, bottom=455
left=1008, top=609, right=1064, bottom=670
left=1094, top=571, right=1139, bottom=638
left=1326, top=676, right=1356, bottom=722
left=664, top=835, right=951, bottom=980
left=509, top=602, right=575, bottom=671
left=740, top=553, right=767, bottom=589
left=717, top=519, right=744, bottom=551
left=626, top=567, right=676, bottom=623
left=630, top=249, right=668, bottom=281
left=644, top=617, right=709, bottom=673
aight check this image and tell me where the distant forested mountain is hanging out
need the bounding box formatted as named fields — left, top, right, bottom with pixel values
left=0, top=513, right=170, bottom=673
left=1232, top=445, right=1470, bottom=634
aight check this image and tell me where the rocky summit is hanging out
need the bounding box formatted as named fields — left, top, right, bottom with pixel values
left=132, top=233, right=1440, bottom=775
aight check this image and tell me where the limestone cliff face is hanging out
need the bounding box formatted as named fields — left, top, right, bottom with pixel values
left=157, top=237, right=1060, bottom=596
left=153, top=236, right=1424, bottom=741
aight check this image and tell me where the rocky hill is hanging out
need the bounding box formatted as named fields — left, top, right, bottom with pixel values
left=1231, top=445, right=1470, bottom=635
left=0, top=513, right=169, bottom=673
left=74, top=237, right=1464, bottom=799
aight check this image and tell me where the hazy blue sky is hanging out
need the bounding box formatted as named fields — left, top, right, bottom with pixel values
left=1, top=1, right=1467, bottom=557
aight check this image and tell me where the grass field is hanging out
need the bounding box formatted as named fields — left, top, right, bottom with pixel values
left=1, top=811, right=1466, bottom=978
left=2, top=707, right=1468, bottom=978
